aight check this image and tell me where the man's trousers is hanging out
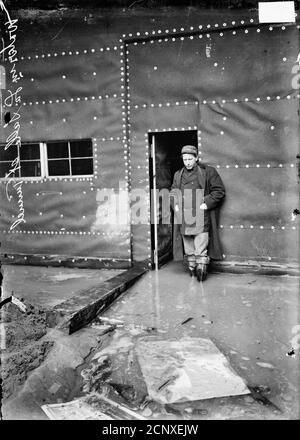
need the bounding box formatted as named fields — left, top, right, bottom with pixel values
left=182, top=232, right=210, bottom=268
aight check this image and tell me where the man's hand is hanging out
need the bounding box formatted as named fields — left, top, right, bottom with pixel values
left=200, top=203, right=208, bottom=210
left=175, top=205, right=179, bottom=212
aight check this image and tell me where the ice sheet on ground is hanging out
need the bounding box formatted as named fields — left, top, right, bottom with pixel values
left=136, top=337, right=250, bottom=404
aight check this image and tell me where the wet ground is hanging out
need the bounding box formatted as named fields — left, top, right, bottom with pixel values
left=0, top=264, right=124, bottom=408
left=2, top=261, right=299, bottom=420
left=79, top=261, right=299, bottom=420
left=1, top=265, right=124, bottom=309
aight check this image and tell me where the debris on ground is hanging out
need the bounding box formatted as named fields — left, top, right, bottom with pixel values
left=41, top=394, right=146, bottom=420
left=96, top=317, right=125, bottom=326
left=41, top=397, right=113, bottom=420
left=90, top=323, right=117, bottom=335
left=0, top=295, right=27, bottom=313
left=91, top=317, right=159, bottom=336
left=3, top=264, right=298, bottom=420
left=81, top=329, right=149, bottom=408
left=286, top=348, right=296, bottom=358
left=247, top=386, right=281, bottom=412
left=180, top=317, right=194, bottom=326
left=37, top=326, right=289, bottom=420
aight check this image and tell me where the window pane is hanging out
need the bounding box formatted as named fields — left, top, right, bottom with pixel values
left=71, top=158, right=93, bottom=175
left=0, top=145, right=18, bottom=161
left=20, top=161, right=41, bottom=177
left=20, top=143, right=40, bottom=160
left=47, top=142, right=69, bottom=159
left=48, top=160, right=70, bottom=176
left=70, top=139, right=92, bottom=158
left=0, top=161, right=20, bottom=178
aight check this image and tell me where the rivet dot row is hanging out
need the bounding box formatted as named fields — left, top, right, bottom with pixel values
left=2, top=255, right=131, bottom=262
left=19, top=46, right=120, bottom=61
left=133, top=94, right=298, bottom=110
left=147, top=126, right=198, bottom=132
left=219, top=225, right=297, bottom=230
left=2, top=230, right=130, bottom=236
left=124, top=22, right=294, bottom=44
left=122, top=19, right=258, bottom=39
left=22, top=94, right=119, bottom=107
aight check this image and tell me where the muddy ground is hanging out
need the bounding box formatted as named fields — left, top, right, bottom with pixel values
left=1, top=263, right=299, bottom=420
left=0, top=300, right=53, bottom=404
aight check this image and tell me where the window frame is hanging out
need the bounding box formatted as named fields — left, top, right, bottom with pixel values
left=0, top=139, right=94, bottom=181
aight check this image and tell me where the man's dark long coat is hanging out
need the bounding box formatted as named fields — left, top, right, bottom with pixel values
left=171, top=162, right=226, bottom=261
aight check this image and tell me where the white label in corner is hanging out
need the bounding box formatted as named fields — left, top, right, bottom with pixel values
left=258, top=1, right=296, bottom=23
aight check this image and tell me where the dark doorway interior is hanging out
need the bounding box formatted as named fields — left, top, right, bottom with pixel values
left=148, top=130, right=198, bottom=267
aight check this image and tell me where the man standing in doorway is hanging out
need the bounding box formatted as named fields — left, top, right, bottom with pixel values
left=171, top=145, right=225, bottom=282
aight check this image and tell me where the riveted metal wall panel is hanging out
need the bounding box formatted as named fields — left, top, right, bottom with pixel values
left=217, top=167, right=299, bottom=226
left=200, top=99, right=299, bottom=164
left=0, top=180, right=93, bottom=231
left=128, top=26, right=298, bottom=104
left=127, top=20, right=299, bottom=264
left=0, top=10, right=130, bottom=266
left=130, top=224, right=151, bottom=261
left=131, top=158, right=299, bottom=263
left=130, top=105, right=199, bottom=133
left=1, top=232, right=130, bottom=258
left=128, top=135, right=151, bottom=261
left=219, top=229, right=299, bottom=264
left=0, top=99, right=123, bottom=143
left=14, top=11, right=121, bottom=54
left=97, top=139, right=127, bottom=188
left=0, top=8, right=299, bottom=267
left=16, top=51, right=121, bottom=103
left=130, top=136, right=151, bottom=193
left=129, top=136, right=149, bottom=181
left=14, top=8, right=260, bottom=57
left=0, top=175, right=130, bottom=258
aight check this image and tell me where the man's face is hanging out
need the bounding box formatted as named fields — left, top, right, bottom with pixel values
left=182, top=153, right=197, bottom=170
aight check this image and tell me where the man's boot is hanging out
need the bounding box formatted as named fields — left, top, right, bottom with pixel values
left=196, top=263, right=208, bottom=282
left=187, top=256, right=196, bottom=277
left=188, top=266, right=196, bottom=277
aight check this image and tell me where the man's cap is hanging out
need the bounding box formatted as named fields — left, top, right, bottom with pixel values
left=181, top=145, right=198, bottom=156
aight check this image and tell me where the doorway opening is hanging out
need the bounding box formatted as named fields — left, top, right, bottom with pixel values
left=148, top=130, right=198, bottom=269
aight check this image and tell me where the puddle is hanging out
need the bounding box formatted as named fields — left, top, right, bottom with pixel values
left=47, top=273, right=89, bottom=282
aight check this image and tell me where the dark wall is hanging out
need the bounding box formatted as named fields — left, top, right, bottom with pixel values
left=128, top=22, right=299, bottom=263
left=2, top=1, right=279, bottom=10
left=0, top=6, right=299, bottom=266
